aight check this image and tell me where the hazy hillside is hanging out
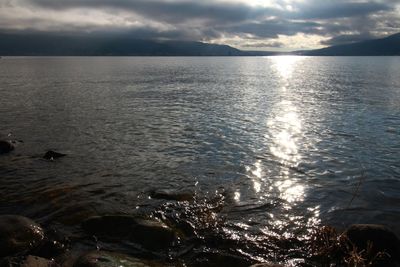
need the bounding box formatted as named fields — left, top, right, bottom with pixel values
left=301, top=33, right=400, bottom=56
left=1, top=32, right=399, bottom=56
left=0, top=33, right=246, bottom=56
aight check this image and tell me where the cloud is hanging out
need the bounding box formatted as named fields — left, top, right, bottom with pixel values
left=320, top=32, right=376, bottom=46
left=242, top=41, right=284, bottom=48
left=291, top=1, right=394, bottom=20
left=217, top=19, right=326, bottom=39
left=27, top=0, right=277, bottom=24
left=0, top=0, right=399, bottom=50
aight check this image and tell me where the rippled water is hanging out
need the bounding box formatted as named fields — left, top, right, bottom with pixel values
left=1, top=56, right=400, bottom=263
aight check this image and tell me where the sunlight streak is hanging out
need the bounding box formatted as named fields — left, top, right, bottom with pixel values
left=272, top=56, right=302, bottom=79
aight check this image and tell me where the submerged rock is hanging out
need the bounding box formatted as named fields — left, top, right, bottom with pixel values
left=43, top=151, right=66, bottom=160
left=150, top=189, right=194, bottom=201
left=345, top=224, right=400, bottom=263
left=82, top=215, right=177, bottom=249
left=0, top=140, right=14, bottom=154
left=73, top=251, right=152, bottom=267
left=0, top=215, right=45, bottom=257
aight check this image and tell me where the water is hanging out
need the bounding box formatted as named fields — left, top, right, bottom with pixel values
left=0, top=56, right=400, bottom=264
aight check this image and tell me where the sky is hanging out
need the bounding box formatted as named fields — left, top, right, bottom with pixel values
left=0, top=0, right=399, bottom=51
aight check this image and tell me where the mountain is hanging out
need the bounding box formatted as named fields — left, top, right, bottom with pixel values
left=1, top=32, right=399, bottom=56
left=0, top=32, right=246, bottom=56
left=300, top=33, right=400, bottom=56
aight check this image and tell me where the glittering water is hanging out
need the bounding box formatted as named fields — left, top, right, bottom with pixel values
left=0, top=56, right=400, bottom=262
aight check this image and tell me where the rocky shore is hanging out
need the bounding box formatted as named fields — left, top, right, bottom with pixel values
left=1, top=139, right=400, bottom=266
left=1, top=212, right=399, bottom=267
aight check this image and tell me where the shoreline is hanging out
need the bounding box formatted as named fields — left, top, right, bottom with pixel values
left=1, top=209, right=399, bottom=266
left=1, top=141, right=400, bottom=266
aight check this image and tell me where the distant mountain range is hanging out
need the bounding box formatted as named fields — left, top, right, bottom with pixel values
left=298, top=32, right=400, bottom=56
left=0, top=32, right=399, bottom=56
left=0, top=33, right=246, bottom=56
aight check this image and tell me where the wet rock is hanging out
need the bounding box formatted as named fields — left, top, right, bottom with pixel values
left=192, top=250, right=253, bottom=267
left=43, top=151, right=66, bottom=160
left=345, top=224, right=400, bottom=262
left=150, top=189, right=194, bottom=202
left=73, top=251, right=152, bottom=267
left=0, top=215, right=45, bottom=257
left=250, top=264, right=285, bottom=267
left=34, top=227, right=70, bottom=259
left=82, top=215, right=177, bottom=249
left=22, top=256, right=58, bottom=267
left=0, top=255, right=58, bottom=267
left=0, top=140, right=14, bottom=154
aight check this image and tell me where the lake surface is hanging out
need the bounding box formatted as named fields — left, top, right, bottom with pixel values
left=0, top=56, right=400, bottom=264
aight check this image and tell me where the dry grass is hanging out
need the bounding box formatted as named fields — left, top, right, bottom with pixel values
left=307, top=226, right=391, bottom=267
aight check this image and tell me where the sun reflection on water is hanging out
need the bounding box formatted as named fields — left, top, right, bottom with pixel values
left=243, top=56, right=320, bottom=236
left=245, top=160, right=263, bottom=194
left=272, top=56, right=302, bottom=79
left=269, top=57, right=305, bottom=205
left=276, top=179, right=305, bottom=204
left=268, top=102, right=302, bottom=165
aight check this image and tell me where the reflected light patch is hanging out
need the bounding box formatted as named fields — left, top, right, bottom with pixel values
left=283, top=184, right=305, bottom=203
left=246, top=160, right=263, bottom=194
left=270, top=130, right=299, bottom=162
left=272, top=56, right=302, bottom=79
left=275, top=179, right=305, bottom=206
left=253, top=180, right=261, bottom=193
left=252, top=160, right=262, bottom=178
left=278, top=111, right=301, bottom=130
left=234, top=191, right=241, bottom=202
left=267, top=100, right=302, bottom=164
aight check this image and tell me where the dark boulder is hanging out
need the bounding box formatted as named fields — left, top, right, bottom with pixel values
left=43, top=151, right=66, bottom=160
left=345, top=224, right=400, bottom=264
left=34, top=227, right=70, bottom=259
left=0, top=215, right=45, bottom=257
left=73, top=251, right=153, bottom=267
left=82, top=215, right=177, bottom=249
left=0, top=140, right=14, bottom=154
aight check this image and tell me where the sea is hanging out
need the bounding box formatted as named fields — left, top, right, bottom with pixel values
left=0, top=56, right=399, bottom=264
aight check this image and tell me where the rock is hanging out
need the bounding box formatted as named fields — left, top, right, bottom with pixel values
left=192, top=251, right=253, bottom=267
left=0, top=255, right=58, bottom=267
left=150, top=189, right=194, bottom=201
left=34, top=227, right=70, bottom=258
left=43, top=151, right=66, bottom=160
left=0, top=140, right=14, bottom=154
left=82, top=215, right=177, bottom=249
left=22, top=255, right=58, bottom=267
left=345, top=224, right=400, bottom=262
left=0, top=215, right=45, bottom=257
left=73, top=251, right=152, bottom=267
left=250, top=264, right=285, bottom=267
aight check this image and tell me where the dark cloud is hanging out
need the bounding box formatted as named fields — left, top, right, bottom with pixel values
left=291, top=1, right=394, bottom=20
left=320, top=32, right=376, bottom=46
left=28, top=0, right=278, bottom=24
left=0, top=0, right=399, bottom=50
left=28, top=0, right=396, bottom=23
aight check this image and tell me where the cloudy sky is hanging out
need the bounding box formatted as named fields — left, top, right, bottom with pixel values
left=1, top=0, right=399, bottom=51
